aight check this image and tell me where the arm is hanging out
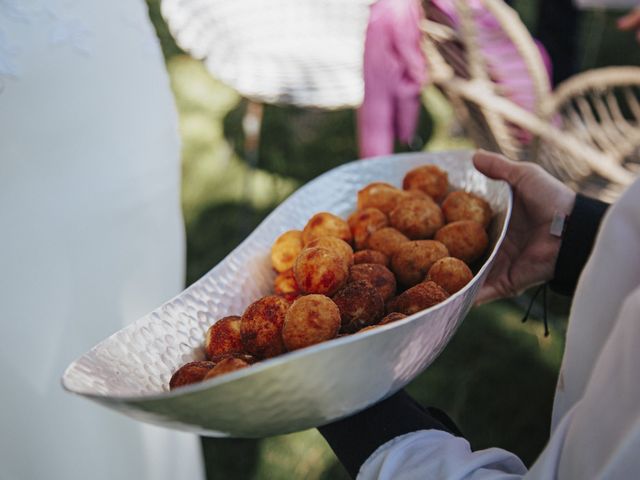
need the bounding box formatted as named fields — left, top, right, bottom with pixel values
left=356, top=288, right=640, bottom=479
left=318, top=390, right=461, bottom=478
left=319, top=152, right=609, bottom=478
left=319, top=390, right=527, bottom=479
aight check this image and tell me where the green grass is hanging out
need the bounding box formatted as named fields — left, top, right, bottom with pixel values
left=144, top=1, right=634, bottom=477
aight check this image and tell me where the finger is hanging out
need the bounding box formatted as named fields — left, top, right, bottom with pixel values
left=472, top=150, right=525, bottom=185
left=474, top=283, right=501, bottom=306
left=617, top=8, right=640, bottom=30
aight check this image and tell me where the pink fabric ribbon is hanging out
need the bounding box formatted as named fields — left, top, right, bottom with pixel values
left=358, top=0, right=427, bottom=158
left=358, top=0, right=553, bottom=158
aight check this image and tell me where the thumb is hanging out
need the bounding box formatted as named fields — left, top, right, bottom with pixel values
left=474, top=284, right=500, bottom=306
left=472, top=150, right=524, bottom=184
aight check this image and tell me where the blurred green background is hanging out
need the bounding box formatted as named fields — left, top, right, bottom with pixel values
left=145, top=1, right=639, bottom=478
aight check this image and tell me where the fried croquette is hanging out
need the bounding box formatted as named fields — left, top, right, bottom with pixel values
left=353, top=249, right=389, bottom=267
left=204, top=316, right=245, bottom=361
left=378, top=312, right=408, bottom=325
left=306, top=236, right=354, bottom=270
left=391, top=240, right=449, bottom=287
left=240, top=295, right=290, bottom=358
left=389, top=197, right=444, bottom=240
left=348, top=263, right=397, bottom=302
left=357, top=182, right=407, bottom=214
left=442, top=191, right=492, bottom=227
left=402, top=165, right=449, bottom=202
left=348, top=207, right=389, bottom=250
left=169, top=361, right=216, bottom=390
left=282, top=294, right=341, bottom=350
left=427, top=257, right=473, bottom=294
left=386, top=281, right=449, bottom=316
left=332, top=280, right=385, bottom=333
left=270, top=230, right=303, bottom=273
left=434, top=220, right=489, bottom=264
left=366, top=227, right=410, bottom=257
left=294, top=247, right=349, bottom=296
left=203, top=357, right=250, bottom=380
left=273, top=269, right=301, bottom=302
left=302, top=212, right=352, bottom=245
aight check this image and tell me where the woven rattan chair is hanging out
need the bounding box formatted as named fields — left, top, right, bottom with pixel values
left=422, top=0, right=640, bottom=200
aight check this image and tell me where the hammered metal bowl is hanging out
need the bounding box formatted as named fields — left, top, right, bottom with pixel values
left=62, top=151, right=512, bottom=438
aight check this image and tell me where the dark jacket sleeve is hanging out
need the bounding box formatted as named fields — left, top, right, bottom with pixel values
left=549, top=194, right=609, bottom=296
left=318, top=390, right=462, bottom=478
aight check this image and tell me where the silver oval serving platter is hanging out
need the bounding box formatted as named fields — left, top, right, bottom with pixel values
left=62, top=151, right=512, bottom=438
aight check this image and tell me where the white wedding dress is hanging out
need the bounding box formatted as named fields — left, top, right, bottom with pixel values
left=0, top=1, right=204, bottom=479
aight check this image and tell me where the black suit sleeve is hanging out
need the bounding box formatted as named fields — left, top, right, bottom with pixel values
left=318, top=390, right=462, bottom=478
left=549, top=194, right=609, bottom=296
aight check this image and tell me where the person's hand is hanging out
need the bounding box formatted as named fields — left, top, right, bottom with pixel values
left=472, top=151, right=575, bottom=304
left=618, top=8, right=640, bottom=43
